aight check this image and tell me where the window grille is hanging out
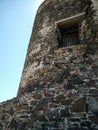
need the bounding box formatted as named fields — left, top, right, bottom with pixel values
left=58, top=24, right=80, bottom=47
left=62, top=34, right=80, bottom=47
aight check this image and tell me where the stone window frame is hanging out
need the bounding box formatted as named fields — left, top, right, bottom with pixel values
left=55, top=13, right=85, bottom=48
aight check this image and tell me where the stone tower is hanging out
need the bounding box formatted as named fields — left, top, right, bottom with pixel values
left=0, top=0, right=98, bottom=130
left=18, top=0, right=98, bottom=95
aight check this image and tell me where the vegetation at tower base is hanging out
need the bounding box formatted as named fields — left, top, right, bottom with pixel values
left=0, top=0, right=98, bottom=129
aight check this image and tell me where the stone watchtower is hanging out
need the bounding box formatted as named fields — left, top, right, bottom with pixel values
left=0, top=0, right=98, bottom=130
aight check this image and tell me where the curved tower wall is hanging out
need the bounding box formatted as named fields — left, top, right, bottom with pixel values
left=0, top=0, right=98, bottom=129
left=18, top=0, right=97, bottom=95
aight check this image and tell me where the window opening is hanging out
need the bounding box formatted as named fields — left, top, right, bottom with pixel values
left=58, top=23, right=80, bottom=47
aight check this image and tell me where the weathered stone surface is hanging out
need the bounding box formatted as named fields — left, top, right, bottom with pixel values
left=71, top=97, right=86, bottom=112
left=88, top=97, right=98, bottom=115
left=0, top=0, right=98, bottom=129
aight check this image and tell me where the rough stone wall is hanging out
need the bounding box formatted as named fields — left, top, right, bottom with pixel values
left=18, top=0, right=92, bottom=94
left=0, top=0, right=98, bottom=130
left=80, top=0, right=98, bottom=45
left=92, top=0, right=98, bottom=43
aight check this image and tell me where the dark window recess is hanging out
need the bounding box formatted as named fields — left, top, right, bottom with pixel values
left=58, top=24, right=80, bottom=47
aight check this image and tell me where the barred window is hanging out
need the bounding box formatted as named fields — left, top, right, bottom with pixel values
left=59, top=24, right=80, bottom=47
left=56, top=13, right=85, bottom=48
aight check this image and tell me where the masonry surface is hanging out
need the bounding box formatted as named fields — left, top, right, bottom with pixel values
left=0, top=0, right=98, bottom=130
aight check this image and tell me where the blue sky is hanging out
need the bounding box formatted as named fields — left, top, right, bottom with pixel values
left=0, top=0, right=44, bottom=102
